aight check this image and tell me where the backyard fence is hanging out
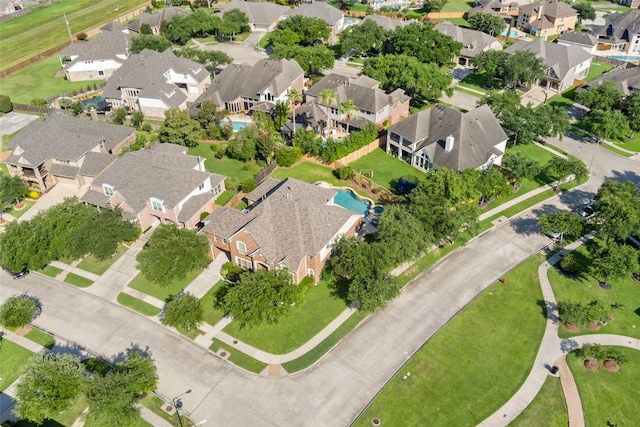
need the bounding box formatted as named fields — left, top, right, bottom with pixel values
left=11, top=103, right=54, bottom=115
left=0, top=42, right=71, bottom=79
left=333, top=136, right=384, bottom=166
left=254, top=160, right=278, bottom=186
left=224, top=191, right=246, bottom=208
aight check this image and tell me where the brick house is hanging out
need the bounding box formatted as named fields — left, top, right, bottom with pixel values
left=201, top=178, right=362, bottom=284
left=58, top=30, right=130, bottom=82
left=516, top=0, right=578, bottom=37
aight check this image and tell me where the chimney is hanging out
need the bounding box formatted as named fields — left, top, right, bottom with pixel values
left=536, top=2, right=544, bottom=20
left=445, top=135, right=454, bottom=152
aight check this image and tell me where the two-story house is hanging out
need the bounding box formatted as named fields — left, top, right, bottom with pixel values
left=285, top=1, right=345, bottom=45
left=58, top=30, right=130, bottom=82
left=505, top=39, right=592, bottom=91
left=102, top=48, right=210, bottom=118
left=126, top=7, right=190, bottom=35
left=190, top=58, right=304, bottom=115
left=471, top=0, right=532, bottom=16
left=221, top=0, right=288, bottom=31
left=576, top=66, right=640, bottom=98
left=81, top=144, right=226, bottom=230
left=516, top=0, right=578, bottom=37
left=3, top=114, right=134, bottom=192
left=435, top=22, right=503, bottom=66
left=386, top=104, right=507, bottom=172
left=201, top=177, right=362, bottom=284
left=591, top=10, right=640, bottom=55
left=303, top=74, right=410, bottom=132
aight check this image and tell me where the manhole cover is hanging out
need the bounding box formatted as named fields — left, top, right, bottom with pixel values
left=233, top=340, right=238, bottom=344
left=166, top=405, right=173, bottom=411
left=372, top=418, right=381, bottom=426
left=220, top=351, right=227, bottom=357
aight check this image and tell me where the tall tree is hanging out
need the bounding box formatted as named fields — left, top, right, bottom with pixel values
left=502, top=50, right=546, bottom=88
left=287, top=88, right=303, bottom=135
left=13, top=354, right=85, bottom=425
left=220, top=8, right=250, bottom=41
left=572, top=2, right=596, bottom=22
left=270, top=44, right=335, bottom=75
left=274, top=15, right=330, bottom=46
left=339, top=99, right=358, bottom=134
left=576, top=80, right=622, bottom=111
left=273, top=100, right=290, bottom=130
left=319, top=88, right=337, bottom=132
left=591, top=241, right=639, bottom=287
left=339, top=19, right=388, bottom=55
left=162, top=292, right=203, bottom=331
left=545, top=156, right=588, bottom=187
left=538, top=211, right=583, bottom=243
left=468, top=12, right=507, bottom=36
left=622, top=91, right=640, bottom=137
left=585, top=109, right=631, bottom=141
left=113, top=351, right=159, bottom=396
left=0, top=174, right=29, bottom=206
left=130, top=34, right=172, bottom=54
left=502, top=152, right=541, bottom=183
left=0, top=295, right=36, bottom=329
left=84, top=372, right=140, bottom=426
left=473, top=49, right=507, bottom=84
left=158, top=108, right=202, bottom=148
left=383, top=21, right=462, bottom=67
left=594, top=180, right=640, bottom=244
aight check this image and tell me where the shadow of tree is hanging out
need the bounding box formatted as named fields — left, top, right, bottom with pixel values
left=561, top=338, right=580, bottom=354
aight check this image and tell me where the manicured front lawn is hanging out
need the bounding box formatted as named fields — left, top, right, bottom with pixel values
left=7, top=200, right=36, bottom=219
left=510, top=376, right=567, bottom=426
left=25, top=327, right=55, bottom=349
left=64, top=272, right=93, bottom=288
left=76, top=244, right=127, bottom=275
left=348, top=148, right=425, bottom=190
left=117, top=293, right=162, bottom=317
left=188, top=143, right=261, bottom=183
left=39, top=265, right=63, bottom=278
left=201, top=281, right=226, bottom=326
left=546, top=87, right=576, bottom=110
left=548, top=240, right=640, bottom=340
left=223, top=280, right=348, bottom=354
left=458, top=71, right=491, bottom=93
left=209, top=339, right=267, bottom=374
left=568, top=347, right=640, bottom=426
left=0, top=340, right=33, bottom=392
left=128, top=269, right=202, bottom=302
left=354, top=255, right=547, bottom=426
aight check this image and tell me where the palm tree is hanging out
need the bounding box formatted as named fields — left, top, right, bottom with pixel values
left=339, top=99, right=358, bottom=134
left=318, top=88, right=337, bottom=134
left=287, top=88, right=302, bottom=136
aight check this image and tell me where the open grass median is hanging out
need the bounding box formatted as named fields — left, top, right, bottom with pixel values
left=64, top=272, right=93, bottom=288
left=354, top=254, right=547, bottom=426
left=510, top=376, right=567, bottom=426
left=117, top=293, right=162, bottom=317
left=39, top=264, right=64, bottom=278
left=25, top=327, right=55, bottom=349
left=209, top=338, right=267, bottom=374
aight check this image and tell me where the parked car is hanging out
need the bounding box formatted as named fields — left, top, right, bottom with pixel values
left=3, top=267, right=30, bottom=279
left=578, top=203, right=595, bottom=222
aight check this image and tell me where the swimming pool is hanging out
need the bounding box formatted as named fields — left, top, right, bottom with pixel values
left=345, top=18, right=359, bottom=25
left=82, top=96, right=105, bottom=108
left=605, top=55, right=640, bottom=62
left=222, top=120, right=252, bottom=132
left=334, top=190, right=371, bottom=217
left=500, top=30, right=519, bottom=38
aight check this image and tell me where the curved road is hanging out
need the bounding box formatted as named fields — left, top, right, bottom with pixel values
left=2, top=136, right=638, bottom=426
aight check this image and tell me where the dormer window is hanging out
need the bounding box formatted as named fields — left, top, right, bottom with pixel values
left=150, top=195, right=165, bottom=212
left=103, top=183, right=114, bottom=197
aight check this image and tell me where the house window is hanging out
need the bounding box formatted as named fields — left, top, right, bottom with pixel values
left=150, top=197, right=164, bottom=212
left=103, top=184, right=114, bottom=197
left=307, top=268, right=315, bottom=277
left=98, top=70, right=105, bottom=76
left=237, top=241, right=247, bottom=255
left=212, top=185, right=220, bottom=195
left=236, top=257, right=251, bottom=270
left=198, top=182, right=205, bottom=190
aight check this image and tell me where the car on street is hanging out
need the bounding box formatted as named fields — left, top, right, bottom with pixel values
left=578, top=203, right=595, bottom=222
left=3, top=267, right=30, bottom=279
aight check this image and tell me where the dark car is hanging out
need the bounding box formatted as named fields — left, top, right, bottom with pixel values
left=578, top=203, right=595, bottom=222
left=3, top=267, right=30, bottom=279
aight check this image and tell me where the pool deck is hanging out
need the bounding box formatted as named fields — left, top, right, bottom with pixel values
left=315, top=181, right=376, bottom=215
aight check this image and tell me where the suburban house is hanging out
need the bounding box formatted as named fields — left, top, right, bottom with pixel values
left=3, top=114, right=134, bottom=193
left=190, top=58, right=304, bottom=115
left=619, top=0, right=640, bottom=9
left=435, top=22, right=503, bottom=66
left=81, top=144, right=226, bottom=230
left=0, top=0, right=21, bottom=15
left=285, top=1, right=345, bottom=45
left=505, top=39, right=592, bottom=92
left=385, top=104, right=508, bottom=172
left=469, top=0, right=532, bottom=17
left=360, top=15, right=410, bottom=31
left=201, top=177, right=362, bottom=284
left=58, top=30, right=130, bottom=82
left=126, top=7, right=189, bottom=35
left=221, top=0, right=288, bottom=31
left=591, top=10, right=640, bottom=55
left=304, top=73, right=410, bottom=132
left=282, top=100, right=327, bottom=137
left=516, top=0, right=578, bottom=37
left=576, top=65, right=640, bottom=97
left=102, top=48, right=210, bottom=118
left=556, top=31, right=598, bottom=55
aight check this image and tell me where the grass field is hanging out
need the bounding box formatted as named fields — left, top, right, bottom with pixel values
left=568, top=347, right=640, bottom=426
left=355, top=255, right=546, bottom=426
left=441, top=0, right=473, bottom=12
left=223, top=280, right=348, bottom=354
left=128, top=269, right=201, bottom=302
left=76, top=244, right=127, bottom=275
left=584, top=62, right=615, bottom=82
left=0, top=340, right=33, bottom=392
left=214, top=189, right=237, bottom=206
left=117, top=293, right=162, bottom=317
left=510, top=376, right=568, bottom=426
left=7, top=200, right=36, bottom=219
left=348, top=148, right=425, bottom=190
left=548, top=240, right=640, bottom=340
left=0, top=0, right=149, bottom=73
left=188, top=143, right=261, bottom=183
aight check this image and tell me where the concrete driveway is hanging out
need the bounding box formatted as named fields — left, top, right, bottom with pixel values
left=0, top=112, right=40, bottom=135
left=19, top=184, right=85, bottom=222
left=442, top=89, right=481, bottom=111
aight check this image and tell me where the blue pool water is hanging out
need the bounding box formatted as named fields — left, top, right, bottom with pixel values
left=82, top=96, right=105, bottom=108
left=500, top=30, right=519, bottom=38
left=605, top=55, right=640, bottom=62
left=222, top=120, right=252, bottom=132
left=334, top=190, right=371, bottom=217
left=345, top=18, right=359, bottom=25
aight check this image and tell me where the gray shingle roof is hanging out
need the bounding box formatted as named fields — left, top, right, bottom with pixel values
left=592, top=10, right=640, bottom=44
left=59, top=31, right=129, bottom=65
left=222, top=0, right=287, bottom=27
left=388, top=104, right=507, bottom=171
left=245, top=177, right=282, bottom=203
left=100, top=20, right=126, bottom=33
left=557, top=31, right=598, bottom=47
left=177, top=192, right=216, bottom=222
left=81, top=189, right=110, bottom=208
left=286, top=2, right=343, bottom=26
left=126, top=7, right=190, bottom=33
left=49, top=163, right=79, bottom=178
left=80, top=152, right=116, bottom=177
left=435, top=22, right=502, bottom=58
left=578, top=66, right=640, bottom=97
left=360, top=15, right=410, bottom=31
left=84, top=143, right=220, bottom=214
left=4, top=114, right=134, bottom=168
left=192, top=59, right=303, bottom=110
left=504, top=39, right=592, bottom=82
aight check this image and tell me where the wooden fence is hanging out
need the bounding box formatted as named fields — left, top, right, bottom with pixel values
left=333, top=136, right=384, bottom=166
left=0, top=42, right=71, bottom=79
left=254, top=161, right=278, bottom=185
left=11, top=103, right=54, bottom=115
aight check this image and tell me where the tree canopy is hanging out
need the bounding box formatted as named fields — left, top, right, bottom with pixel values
left=274, top=15, right=331, bottom=46
left=383, top=22, right=462, bottom=67
left=594, top=180, right=640, bottom=243
left=538, top=211, right=583, bottom=243
left=130, top=34, right=172, bottom=54
left=576, top=81, right=622, bottom=111
left=339, top=19, right=388, bottom=56
left=584, top=108, right=631, bottom=141
left=162, top=292, right=204, bottom=331
left=502, top=50, right=546, bottom=88
left=0, top=174, right=29, bottom=206
left=468, top=12, right=506, bottom=35
left=271, top=43, right=335, bottom=75
left=0, top=295, right=37, bottom=329
left=591, top=241, right=639, bottom=286
left=572, top=2, right=596, bottom=22
left=158, top=108, right=202, bottom=148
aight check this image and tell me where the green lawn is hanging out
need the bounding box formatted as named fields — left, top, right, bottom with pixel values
left=510, top=376, right=568, bottom=426
left=140, top=394, right=192, bottom=427
left=568, top=347, right=640, bottom=426
left=257, top=32, right=271, bottom=49
left=117, top=293, right=162, bottom=317
left=458, top=71, right=491, bottom=93
left=0, top=56, right=103, bottom=104
left=188, top=143, right=261, bottom=183
left=128, top=269, right=202, bottom=302
left=355, top=255, right=547, bottom=426
left=443, top=17, right=469, bottom=26
left=64, top=272, right=93, bottom=288
left=223, top=280, right=348, bottom=354
left=546, top=87, right=576, bottom=110
left=209, top=339, right=267, bottom=374
left=0, top=0, right=149, bottom=73
left=39, top=265, right=63, bottom=278
left=272, top=161, right=369, bottom=198
left=0, top=340, right=33, bottom=392
left=548, top=240, right=640, bottom=340
left=25, top=328, right=55, bottom=349
left=441, top=0, right=473, bottom=12
left=214, top=189, right=237, bottom=206
left=584, top=62, right=615, bottom=82
left=200, top=281, right=227, bottom=326
left=7, top=200, right=36, bottom=219
left=76, top=244, right=127, bottom=275
left=574, top=119, right=640, bottom=152
left=349, top=148, right=425, bottom=190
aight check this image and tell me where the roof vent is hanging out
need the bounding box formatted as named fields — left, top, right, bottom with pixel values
left=445, top=135, right=454, bottom=153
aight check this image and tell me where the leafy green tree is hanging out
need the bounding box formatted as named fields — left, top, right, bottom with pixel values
left=572, top=2, right=596, bottom=22
left=468, top=12, right=506, bottom=36
left=113, top=107, right=128, bottom=125
left=422, top=0, right=449, bottom=13
left=189, top=8, right=221, bottom=37
left=576, top=81, right=622, bottom=111
left=158, top=108, right=202, bottom=148
left=0, top=94, right=13, bottom=113
left=585, top=108, right=631, bottom=141
left=502, top=152, right=541, bottom=182
left=594, top=180, right=640, bottom=243
left=130, top=111, right=145, bottom=129
left=473, top=49, right=507, bottom=84
left=13, top=354, right=85, bottom=425
left=275, top=146, right=303, bottom=166
left=0, top=295, right=37, bottom=329
left=576, top=343, right=603, bottom=361
left=130, top=34, right=172, bottom=54
left=140, top=23, right=152, bottom=35
left=545, top=156, right=588, bottom=186
left=173, top=46, right=232, bottom=72
left=222, top=269, right=300, bottom=327
left=602, top=347, right=629, bottom=365
left=70, top=101, right=84, bottom=116
left=375, top=203, right=432, bottom=266
left=162, top=292, right=204, bottom=331
left=538, top=211, right=583, bottom=243
left=220, top=8, right=250, bottom=41
left=165, top=14, right=196, bottom=44
left=0, top=174, right=29, bottom=206
left=319, top=88, right=337, bottom=132
left=84, top=372, right=140, bottom=426
left=383, top=22, right=462, bottom=67
left=363, top=54, right=453, bottom=101
left=225, top=126, right=259, bottom=161
left=113, top=351, right=159, bottom=396
left=270, top=43, right=335, bottom=75
left=136, top=224, right=210, bottom=286
left=591, top=241, right=639, bottom=287
left=287, top=88, right=303, bottom=135
left=339, top=19, right=388, bottom=55
left=622, top=91, right=640, bottom=137
left=502, top=50, right=546, bottom=88
left=478, top=89, right=521, bottom=120
left=558, top=301, right=588, bottom=325
left=339, top=99, right=358, bottom=134
left=274, top=15, right=330, bottom=46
